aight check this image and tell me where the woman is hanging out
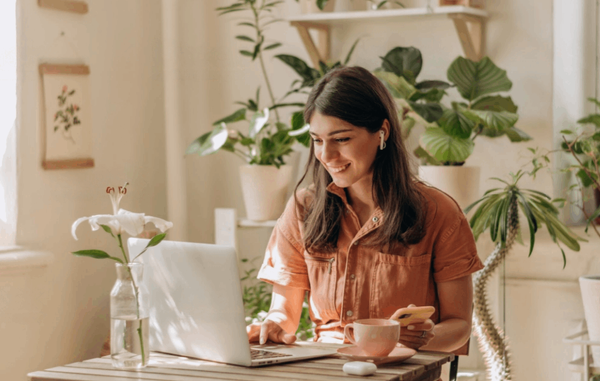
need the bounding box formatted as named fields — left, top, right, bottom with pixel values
left=247, top=66, right=483, bottom=354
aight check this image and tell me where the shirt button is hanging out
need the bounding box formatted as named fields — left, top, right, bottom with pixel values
left=372, top=216, right=379, bottom=222
left=350, top=274, right=356, bottom=280
left=353, top=241, right=359, bottom=246
left=346, top=209, right=350, bottom=214
left=346, top=310, right=353, bottom=317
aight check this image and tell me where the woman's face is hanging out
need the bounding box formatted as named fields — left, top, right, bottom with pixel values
left=309, top=112, right=385, bottom=190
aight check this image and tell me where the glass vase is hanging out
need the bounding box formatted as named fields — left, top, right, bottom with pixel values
left=110, top=262, right=149, bottom=369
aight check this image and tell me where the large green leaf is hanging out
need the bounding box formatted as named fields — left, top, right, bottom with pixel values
left=316, top=0, right=329, bottom=10
left=186, top=123, right=229, bottom=156
left=463, top=108, right=518, bottom=131
left=420, top=127, right=474, bottom=163
left=447, top=57, right=512, bottom=101
left=472, top=95, right=518, bottom=113
left=380, top=47, right=423, bottom=82
left=407, top=101, right=443, bottom=123
left=438, top=108, right=475, bottom=139
left=373, top=70, right=416, bottom=99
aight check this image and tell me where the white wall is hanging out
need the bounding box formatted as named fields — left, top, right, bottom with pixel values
left=0, top=1, right=167, bottom=380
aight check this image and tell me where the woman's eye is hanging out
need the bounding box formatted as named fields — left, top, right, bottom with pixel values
left=312, top=139, right=322, bottom=144
left=335, top=138, right=350, bottom=143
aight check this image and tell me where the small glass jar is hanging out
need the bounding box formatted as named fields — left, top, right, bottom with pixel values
left=110, top=263, right=149, bottom=369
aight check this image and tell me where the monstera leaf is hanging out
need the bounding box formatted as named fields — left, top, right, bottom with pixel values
left=447, top=57, right=512, bottom=101
left=420, top=127, right=474, bottom=164
left=380, top=47, right=423, bottom=83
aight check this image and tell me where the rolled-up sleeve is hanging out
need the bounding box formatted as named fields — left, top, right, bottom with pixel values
left=257, top=197, right=310, bottom=290
left=433, top=211, right=484, bottom=283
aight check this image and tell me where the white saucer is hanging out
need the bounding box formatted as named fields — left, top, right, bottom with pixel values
left=336, top=346, right=417, bottom=365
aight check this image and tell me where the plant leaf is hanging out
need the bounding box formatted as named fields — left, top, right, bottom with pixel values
left=463, top=108, right=518, bottom=131
left=343, top=38, right=361, bottom=65
left=419, top=126, right=474, bottom=164
left=275, top=54, right=321, bottom=84
left=437, top=108, right=474, bottom=139
left=472, top=95, right=518, bottom=113
left=72, top=250, right=124, bottom=263
left=236, top=35, right=255, bottom=42
left=186, top=123, right=229, bottom=156
left=447, top=56, right=513, bottom=101
left=407, top=101, right=443, bottom=123
left=380, top=46, right=423, bottom=81
left=504, top=126, right=532, bottom=142
left=212, top=108, right=246, bottom=126
left=373, top=70, right=416, bottom=99
left=99, top=224, right=115, bottom=237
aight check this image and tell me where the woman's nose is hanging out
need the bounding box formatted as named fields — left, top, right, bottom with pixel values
left=320, top=142, right=338, bottom=162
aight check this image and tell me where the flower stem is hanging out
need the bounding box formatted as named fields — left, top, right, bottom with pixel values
left=116, top=237, right=147, bottom=366
left=251, top=2, right=280, bottom=124
left=117, top=234, right=129, bottom=263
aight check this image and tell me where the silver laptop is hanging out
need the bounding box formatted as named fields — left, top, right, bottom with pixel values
left=128, top=238, right=337, bottom=367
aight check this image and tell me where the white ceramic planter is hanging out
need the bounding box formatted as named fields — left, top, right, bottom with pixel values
left=239, top=165, right=294, bottom=221
left=418, top=166, right=481, bottom=210
left=580, top=276, right=600, bottom=365
left=299, top=0, right=336, bottom=13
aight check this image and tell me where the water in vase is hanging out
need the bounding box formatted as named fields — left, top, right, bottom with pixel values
left=111, top=315, right=149, bottom=369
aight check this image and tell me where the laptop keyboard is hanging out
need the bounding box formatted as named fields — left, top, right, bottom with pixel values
left=250, top=349, right=293, bottom=360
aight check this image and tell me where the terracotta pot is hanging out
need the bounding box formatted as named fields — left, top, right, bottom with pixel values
left=418, top=165, right=480, bottom=210
left=299, top=0, right=336, bottom=13
left=580, top=276, right=600, bottom=365
left=239, top=165, right=294, bottom=221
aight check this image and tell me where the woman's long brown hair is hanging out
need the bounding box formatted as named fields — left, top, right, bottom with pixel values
left=295, top=66, right=427, bottom=253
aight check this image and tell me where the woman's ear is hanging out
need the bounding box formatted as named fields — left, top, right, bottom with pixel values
left=382, top=119, right=391, bottom=140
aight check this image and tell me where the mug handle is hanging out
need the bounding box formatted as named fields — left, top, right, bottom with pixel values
left=344, top=323, right=357, bottom=345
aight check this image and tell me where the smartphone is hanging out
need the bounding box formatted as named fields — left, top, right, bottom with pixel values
left=394, top=306, right=435, bottom=327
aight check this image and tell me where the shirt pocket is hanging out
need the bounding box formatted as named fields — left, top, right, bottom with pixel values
left=370, top=252, right=432, bottom=319
left=304, top=253, right=338, bottom=321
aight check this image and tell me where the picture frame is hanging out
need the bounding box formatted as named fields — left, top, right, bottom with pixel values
left=39, top=63, right=94, bottom=170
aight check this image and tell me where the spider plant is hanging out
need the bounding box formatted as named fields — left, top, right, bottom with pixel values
left=465, top=169, right=583, bottom=268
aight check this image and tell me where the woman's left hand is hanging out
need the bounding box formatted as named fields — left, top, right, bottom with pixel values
left=398, top=319, right=435, bottom=349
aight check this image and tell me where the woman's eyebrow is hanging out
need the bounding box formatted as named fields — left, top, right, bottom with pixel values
left=309, top=129, right=354, bottom=137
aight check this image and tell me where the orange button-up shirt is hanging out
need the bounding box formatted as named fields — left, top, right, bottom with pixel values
left=257, top=182, right=484, bottom=352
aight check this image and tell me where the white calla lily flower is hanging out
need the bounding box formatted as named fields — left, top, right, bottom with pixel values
left=71, top=209, right=173, bottom=241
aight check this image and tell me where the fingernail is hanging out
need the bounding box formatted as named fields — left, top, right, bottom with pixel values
left=407, top=325, right=414, bottom=330
left=260, top=338, right=265, bottom=345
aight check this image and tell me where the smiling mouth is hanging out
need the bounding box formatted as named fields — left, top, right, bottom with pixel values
left=328, top=163, right=350, bottom=173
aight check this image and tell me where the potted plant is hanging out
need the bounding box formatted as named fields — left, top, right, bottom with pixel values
left=561, top=98, right=600, bottom=365
left=374, top=47, right=531, bottom=209
left=186, top=0, right=312, bottom=221
left=464, top=168, right=583, bottom=381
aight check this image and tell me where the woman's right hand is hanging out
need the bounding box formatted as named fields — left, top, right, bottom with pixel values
left=246, top=319, right=297, bottom=345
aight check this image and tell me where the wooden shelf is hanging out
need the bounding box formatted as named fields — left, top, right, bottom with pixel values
left=238, top=219, right=277, bottom=228
left=287, top=6, right=488, bottom=67
left=287, top=5, right=487, bottom=23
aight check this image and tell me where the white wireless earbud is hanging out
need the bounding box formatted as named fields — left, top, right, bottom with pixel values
left=379, top=130, right=386, bottom=150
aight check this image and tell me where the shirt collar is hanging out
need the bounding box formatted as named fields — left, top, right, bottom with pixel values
left=326, top=182, right=384, bottom=227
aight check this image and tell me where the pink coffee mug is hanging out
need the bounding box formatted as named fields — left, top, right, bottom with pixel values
left=343, top=319, right=400, bottom=357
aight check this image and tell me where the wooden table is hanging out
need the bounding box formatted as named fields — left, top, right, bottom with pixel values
left=28, top=342, right=454, bottom=381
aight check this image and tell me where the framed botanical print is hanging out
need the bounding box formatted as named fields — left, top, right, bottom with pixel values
left=39, top=63, right=93, bottom=169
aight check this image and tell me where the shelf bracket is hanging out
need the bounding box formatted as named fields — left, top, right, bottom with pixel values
left=291, top=21, right=330, bottom=68
left=449, top=14, right=485, bottom=61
